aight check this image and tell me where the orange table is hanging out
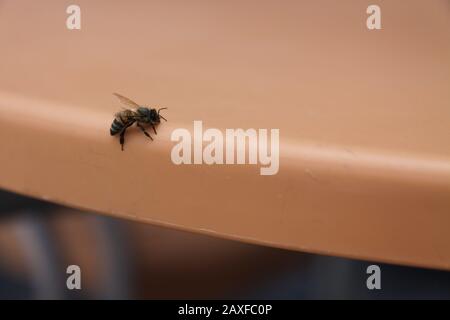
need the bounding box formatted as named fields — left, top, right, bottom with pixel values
left=1, top=0, right=449, bottom=270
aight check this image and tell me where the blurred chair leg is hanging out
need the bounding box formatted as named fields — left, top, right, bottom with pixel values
left=14, top=211, right=65, bottom=299
left=91, top=215, right=134, bottom=299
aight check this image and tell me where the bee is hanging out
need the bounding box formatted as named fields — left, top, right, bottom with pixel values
left=110, top=93, right=167, bottom=151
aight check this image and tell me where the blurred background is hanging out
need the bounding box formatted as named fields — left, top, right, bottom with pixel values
left=0, top=189, right=450, bottom=299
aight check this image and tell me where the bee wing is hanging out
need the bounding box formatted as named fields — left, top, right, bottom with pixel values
left=114, top=109, right=126, bottom=118
left=115, top=109, right=140, bottom=121
left=113, top=93, right=140, bottom=108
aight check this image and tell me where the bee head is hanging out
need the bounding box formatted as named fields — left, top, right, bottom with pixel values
left=138, top=107, right=167, bottom=123
left=148, top=108, right=159, bottom=123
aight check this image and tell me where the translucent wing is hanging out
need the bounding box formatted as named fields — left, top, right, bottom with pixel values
left=113, top=93, right=140, bottom=108
left=114, top=109, right=135, bottom=119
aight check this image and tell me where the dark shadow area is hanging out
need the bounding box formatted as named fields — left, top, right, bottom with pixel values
left=0, top=189, right=449, bottom=299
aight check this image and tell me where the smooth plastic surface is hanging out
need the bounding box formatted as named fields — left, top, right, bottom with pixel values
left=1, top=1, right=450, bottom=269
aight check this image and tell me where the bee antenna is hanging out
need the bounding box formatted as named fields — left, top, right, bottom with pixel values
left=157, top=107, right=168, bottom=114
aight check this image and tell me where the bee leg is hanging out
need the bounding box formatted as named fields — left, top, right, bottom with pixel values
left=151, top=124, right=157, bottom=135
left=137, top=122, right=153, bottom=140
left=120, top=129, right=126, bottom=151
left=119, top=122, right=134, bottom=151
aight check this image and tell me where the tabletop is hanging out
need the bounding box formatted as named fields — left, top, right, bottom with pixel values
left=1, top=0, right=449, bottom=270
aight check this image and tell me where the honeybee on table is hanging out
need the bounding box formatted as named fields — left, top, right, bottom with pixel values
left=110, top=93, right=167, bottom=151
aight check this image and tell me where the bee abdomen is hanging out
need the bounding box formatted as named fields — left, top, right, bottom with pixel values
left=110, top=118, right=124, bottom=136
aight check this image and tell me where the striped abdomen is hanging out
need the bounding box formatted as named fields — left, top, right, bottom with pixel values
left=110, top=118, right=125, bottom=135
left=110, top=110, right=136, bottom=135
